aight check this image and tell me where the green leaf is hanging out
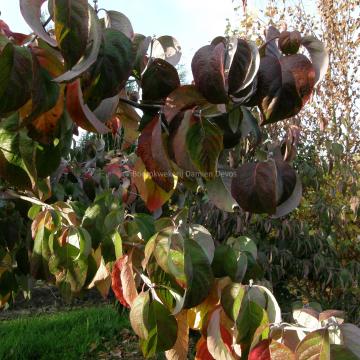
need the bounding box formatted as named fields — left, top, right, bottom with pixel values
left=104, top=208, right=123, bottom=233
left=85, top=28, right=134, bottom=110
left=111, top=231, right=123, bottom=259
left=54, top=0, right=89, bottom=68
left=330, top=345, right=358, bottom=360
left=140, top=300, right=178, bottom=358
left=252, top=285, right=282, bottom=324
left=228, top=106, right=242, bottom=133
left=212, top=244, right=237, bottom=278
left=189, top=224, right=215, bottom=264
left=0, top=43, right=32, bottom=115
left=227, top=236, right=257, bottom=260
left=128, top=214, right=156, bottom=242
left=236, top=299, right=269, bottom=344
left=228, top=252, right=248, bottom=283
left=213, top=243, right=250, bottom=283
left=55, top=6, right=101, bottom=83
left=22, top=57, right=61, bottom=127
left=49, top=253, right=88, bottom=301
left=221, top=283, right=246, bottom=322
left=28, top=204, right=42, bottom=220
left=340, top=324, right=360, bottom=359
left=0, top=114, right=31, bottom=187
left=186, top=119, right=223, bottom=179
left=153, top=227, right=174, bottom=274
left=184, top=237, right=214, bottom=308
left=295, top=329, right=330, bottom=360
left=31, top=212, right=53, bottom=281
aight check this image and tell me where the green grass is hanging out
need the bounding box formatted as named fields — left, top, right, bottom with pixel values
left=0, top=306, right=131, bottom=360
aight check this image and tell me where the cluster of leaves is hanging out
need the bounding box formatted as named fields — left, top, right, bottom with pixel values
left=0, top=1, right=359, bottom=359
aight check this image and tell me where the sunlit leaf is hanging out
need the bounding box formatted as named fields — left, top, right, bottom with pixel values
left=132, top=158, right=176, bottom=212
left=130, top=291, right=151, bottom=339
left=152, top=36, right=182, bottom=67
left=165, top=311, right=189, bottom=360
left=301, top=36, right=329, bottom=86
left=295, top=329, right=330, bottom=360
left=221, top=283, right=246, bottom=322
left=164, top=85, right=207, bottom=123
left=207, top=307, right=235, bottom=360
left=104, top=10, right=134, bottom=40
left=111, top=253, right=138, bottom=308
left=293, top=308, right=320, bottom=329
left=20, top=0, right=57, bottom=47
left=66, top=79, right=109, bottom=133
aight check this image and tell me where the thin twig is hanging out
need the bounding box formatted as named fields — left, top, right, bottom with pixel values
left=118, top=97, right=163, bottom=111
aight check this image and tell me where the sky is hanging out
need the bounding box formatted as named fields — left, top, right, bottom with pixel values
left=1, top=0, right=318, bottom=80
left=1, top=0, right=268, bottom=80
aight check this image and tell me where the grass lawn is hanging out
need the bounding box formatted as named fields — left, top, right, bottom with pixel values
left=0, top=306, right=140, bottom=360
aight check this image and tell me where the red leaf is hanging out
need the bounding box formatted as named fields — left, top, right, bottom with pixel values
left=137, top=115, right=174, bottom=192
left=191, top=42, right=228, bottom=104
left=111, top=254, right=138, bottom=308
left=249, top=339, right=271, bottom=360
left=249, top=54, right=315, bottom=125
left=164, top=85, right=207, bottom=123
left=66, top=80, right=109, bottom=134
left=231, top=160, right=277, bottom=214
left=195, top=337, right=214, bottom=360
left=0, top=20, right=30, bottom=45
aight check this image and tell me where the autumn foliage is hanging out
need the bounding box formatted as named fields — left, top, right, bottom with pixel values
left=0, top=1, right=359, bottom=359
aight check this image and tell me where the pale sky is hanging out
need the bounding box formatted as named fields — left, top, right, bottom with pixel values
left=1, top=0, right=318, bottom=80
left=0, top=0, right=269, bottom=80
